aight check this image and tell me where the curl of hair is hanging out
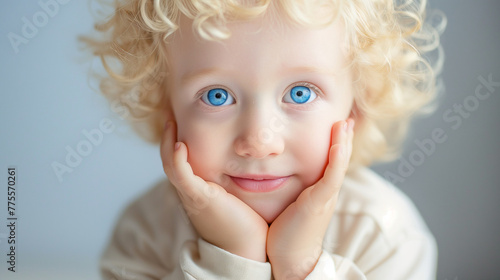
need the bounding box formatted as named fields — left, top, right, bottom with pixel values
left=81, top=0, right=445, bottom=167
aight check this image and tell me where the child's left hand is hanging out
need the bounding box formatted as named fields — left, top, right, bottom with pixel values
left=267, top=119, right=354, bottom=280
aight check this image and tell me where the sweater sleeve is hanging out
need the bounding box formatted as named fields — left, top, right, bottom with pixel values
left=99, top=181, right=273, bottom=280
left=99, top=181, right=180, bottom=280
left=302, top=228, right=436, bottom=280
left=179, top=238, right=272, bottom=279
left=301, top=172, right=438, bottom=280
left=100, top=168, right=436, bottom=280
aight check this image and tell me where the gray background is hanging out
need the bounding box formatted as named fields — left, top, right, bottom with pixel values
left=0, top=1, right=499, bottom=279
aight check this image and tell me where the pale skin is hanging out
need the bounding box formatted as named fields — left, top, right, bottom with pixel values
left=160, top=9, right=356, bottom=280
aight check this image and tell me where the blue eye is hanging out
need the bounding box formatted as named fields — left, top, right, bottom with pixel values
left=201, top=88, right=234, bottom=106
left=283, top=86, right=317, bottom=104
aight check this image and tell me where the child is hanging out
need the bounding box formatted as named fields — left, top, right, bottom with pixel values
left=85, top=0, right=444, bottom=279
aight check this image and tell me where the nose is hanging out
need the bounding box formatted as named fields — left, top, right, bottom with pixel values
left=233, top=111, right=285, bottom=159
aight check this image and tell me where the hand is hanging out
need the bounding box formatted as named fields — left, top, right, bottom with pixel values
left=160, top=121, right=269, bottom=262
left=267, top=119, right=354, bottom=279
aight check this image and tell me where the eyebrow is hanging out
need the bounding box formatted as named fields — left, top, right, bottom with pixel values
left=180, top=65, right=338, bottom=85
left=180, top=68, right=227, bottom=85
left=282, top=66, right=338, bottom=77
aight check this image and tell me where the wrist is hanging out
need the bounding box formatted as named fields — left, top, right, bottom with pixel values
left=202, top=236, right=267, bottom=263
left=229, top=244, right=267, bottom=263
left=269, top=251, right=321, bottom=280
left=226, top=222, right=269, bottom=262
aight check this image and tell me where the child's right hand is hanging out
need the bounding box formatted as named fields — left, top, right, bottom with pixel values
left=160, top=121, right=269, bottom=263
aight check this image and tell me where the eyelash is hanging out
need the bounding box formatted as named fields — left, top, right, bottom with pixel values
left=196, top=82, right=323, bottom=106
left=287, top=82, right=322, bottom=96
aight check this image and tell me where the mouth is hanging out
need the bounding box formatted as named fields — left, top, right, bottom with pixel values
left=229, top=175, right=290, bottom=193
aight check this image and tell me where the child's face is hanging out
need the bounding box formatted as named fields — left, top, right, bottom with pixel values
left=165, top=12, right=354, bottom=223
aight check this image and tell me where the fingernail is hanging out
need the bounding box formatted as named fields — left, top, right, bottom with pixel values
left=174, top=142, right=181, bottom=150
left=343, top=121, right=348, bottom=132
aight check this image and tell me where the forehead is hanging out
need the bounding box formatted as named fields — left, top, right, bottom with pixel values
left=165, top=12, right=349, bottom=83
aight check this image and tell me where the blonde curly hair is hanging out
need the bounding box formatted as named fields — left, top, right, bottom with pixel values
left=82, top=0, right=445, bottom=167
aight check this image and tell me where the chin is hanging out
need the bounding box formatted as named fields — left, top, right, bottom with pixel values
left=260, top=210, right=280, bottom=224
left=251, top=200, right=289, bottom=224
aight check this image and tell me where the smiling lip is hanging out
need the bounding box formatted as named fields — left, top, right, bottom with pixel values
left=229, top=175, right=290, bottom=193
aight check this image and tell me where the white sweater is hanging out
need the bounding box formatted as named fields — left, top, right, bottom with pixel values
left=100, top=167, right=437, bottom=279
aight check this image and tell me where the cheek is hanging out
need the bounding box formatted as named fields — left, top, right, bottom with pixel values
left=290, top=121, right=333, bottom=187
left=175, top=115, right=232, bottom=181
left=292, top=98, right=354, bottom=186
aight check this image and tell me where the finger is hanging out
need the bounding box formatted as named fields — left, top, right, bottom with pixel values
left=171, top=142, right=226, bottom=218
left=320, top=120, right=349, bottom=188
left=160, top=122, right=203, bottom=194
left=160, top=122, right=223, bottom=206
left=309, top=144, right=346, bottom=207
left=160, top=122, right=198, bottom=205
left=330, top=120, right=347, bottom=147
left=307, top=121, right=349, bottom=209
left=171, top=142, right=205, bottom=192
